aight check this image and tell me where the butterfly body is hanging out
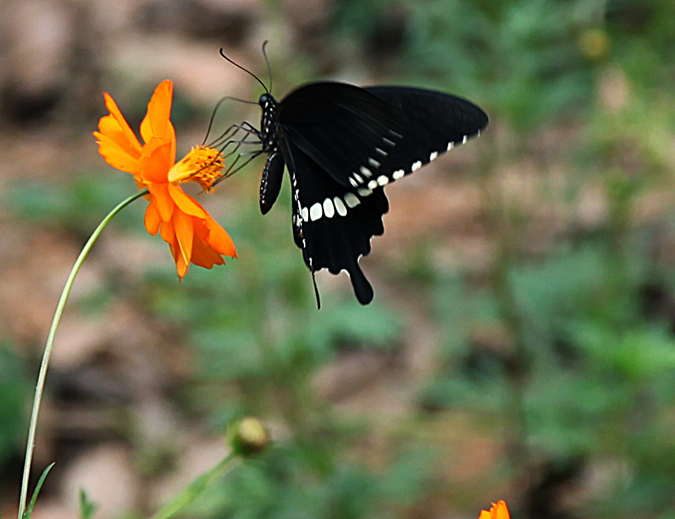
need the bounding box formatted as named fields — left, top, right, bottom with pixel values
left=254, top=81, right=488, bottom=305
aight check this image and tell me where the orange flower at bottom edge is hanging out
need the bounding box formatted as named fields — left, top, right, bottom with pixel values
left=478, top=501, right=510, bottom=519
left=94, top=80, right=237, bottom=279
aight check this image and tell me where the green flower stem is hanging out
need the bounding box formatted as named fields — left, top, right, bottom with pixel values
left=18, top=189, right=148, bottom=519
left=149, top=453, right=240, bottom=519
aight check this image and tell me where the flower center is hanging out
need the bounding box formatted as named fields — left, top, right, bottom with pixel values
left=168, top=146, right=224, bottom=192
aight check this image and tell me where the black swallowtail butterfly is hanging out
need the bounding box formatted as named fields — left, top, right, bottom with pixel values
left=222, top=52, right=488, bottom=306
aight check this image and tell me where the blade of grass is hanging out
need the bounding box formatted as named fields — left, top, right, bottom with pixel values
left=22, top=462, right=55, bottom=519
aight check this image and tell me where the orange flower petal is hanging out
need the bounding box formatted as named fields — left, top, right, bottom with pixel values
left=96, top=113, right=138, bottom=153
left=191, top=234, right=226, bottom=269
left=144, top=201, right=161, bottom=236
left=161, top=219, right=188, bottom=279
left=140, top=138, right=174, bottom=184
left=192, top=216, right=237, bottom=258
left=147, top=182, right=174, bottom=222
left=175, top=255, right=189, bottom=279
left=167, top=183, right=206, bottom=218
left=206, top=217, right=237, bottom=257
left=478, top=501, right=510, bottom=519
left=159, top=218, right=185, bottom=279
left=140, top=80, right=176, bottom=162
left=160, top=217, right=176, bottom=247
left=173, top=209, right=194, bottom=273
left=94, top=128, right=141, bottom=174
left=101, top=92, right=142, bottom=154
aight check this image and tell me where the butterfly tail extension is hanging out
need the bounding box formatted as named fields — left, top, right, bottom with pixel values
left=348, top=261, right=374, bottom=305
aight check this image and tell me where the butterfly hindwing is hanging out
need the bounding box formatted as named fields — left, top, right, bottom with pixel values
left=280, top=139, right=388, bottom=304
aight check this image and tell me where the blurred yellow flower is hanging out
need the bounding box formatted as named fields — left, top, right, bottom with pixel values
left=479, top=501, right=510, bottom=519
left=94, top=80, right=237, bottom=279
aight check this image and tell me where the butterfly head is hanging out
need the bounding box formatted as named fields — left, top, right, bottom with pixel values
left=259, top=93, right=278, bottom=152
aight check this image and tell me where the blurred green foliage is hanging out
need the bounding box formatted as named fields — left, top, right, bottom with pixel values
left=5, top=174, right=145, bottom=237
left=427, top=238, right=675, bottom=515
left=79, top=490, right=98, bottom=519
left=0, top=345, right=29, bottom=469
left=183, top=446, right=435, bottom=519
left=339, top=0, right=675, bottom=516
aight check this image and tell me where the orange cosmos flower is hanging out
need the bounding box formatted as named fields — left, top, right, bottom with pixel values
left=94, top=80, right=237, bottom=279
left=478, top=501, right=510, bottom=519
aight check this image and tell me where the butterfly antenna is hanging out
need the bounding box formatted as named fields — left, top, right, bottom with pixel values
left=219, top=48, right=269, bottom=93
left=261, top=40, right=273, bottom=94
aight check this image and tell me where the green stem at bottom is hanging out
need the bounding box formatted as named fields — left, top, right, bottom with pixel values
left=149, top=453, right=240, bottom=519
left=18, top=189, right=148, bottom=519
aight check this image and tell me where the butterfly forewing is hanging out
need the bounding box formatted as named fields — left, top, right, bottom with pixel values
left=278, top=82, right=405, bottom=188
left=362, top=87, right=489, bottom=186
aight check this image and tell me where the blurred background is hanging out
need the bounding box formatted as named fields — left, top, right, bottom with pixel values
left=1, top=0, right=675, bottom=517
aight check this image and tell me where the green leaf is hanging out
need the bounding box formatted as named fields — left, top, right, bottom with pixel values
left=23, top=463, right=55, bottom=519
left=79, top=490, right=98, bottom=519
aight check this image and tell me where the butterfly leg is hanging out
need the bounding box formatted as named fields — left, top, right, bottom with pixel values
left=204, top=122, right=248, bottom=149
